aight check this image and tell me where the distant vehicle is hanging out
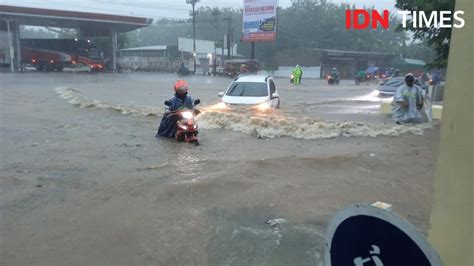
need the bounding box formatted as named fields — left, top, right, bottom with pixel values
left=327, top=74, right=340, bottom=85
left=217, top=75, right=280, bottom=110
left=222, top=59, right=260, bottom=78
left=21, top=39, right=106, bottom=72
left=177, top=66, right=191, bottom=76
left=377, top=77, right=429, bottom=96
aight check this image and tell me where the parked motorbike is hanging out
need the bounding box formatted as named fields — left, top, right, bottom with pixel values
left=164, top=99, right=201, bottom=145
left=327, top=74, right=340, bottom=85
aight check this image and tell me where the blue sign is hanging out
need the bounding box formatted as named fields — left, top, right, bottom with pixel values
left=325, top=204, right=442, bottom=266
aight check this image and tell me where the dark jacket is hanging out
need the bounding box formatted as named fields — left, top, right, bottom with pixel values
left=156, top=94, right=194, bottom=138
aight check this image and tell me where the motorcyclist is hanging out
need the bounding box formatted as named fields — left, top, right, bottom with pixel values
left=178, top=62, right=189, bottom=75
left=156, top=80, right=195, bottom=138
left=331, top=67, right=340, bottom=81
left=292, top=65, right=302, bottom=85
left=356, top=69, right=366, bottom=79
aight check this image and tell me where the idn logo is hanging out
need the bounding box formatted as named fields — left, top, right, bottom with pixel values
left=346, top=9, right=466, bottom=30
left=346, top=10, right=389, bottom=30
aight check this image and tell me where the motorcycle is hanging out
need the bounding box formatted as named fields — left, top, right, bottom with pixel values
left=177, top=67, right=191, bottom=76
left=327, top=74, right=340, bottom=85
left=164, top=99, right=201, bottom=145
left=355, top=75, right=366, bottom=85
left=290, top=74, right=294, bottom=84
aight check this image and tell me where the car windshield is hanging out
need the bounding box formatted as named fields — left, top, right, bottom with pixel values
left=226, top=82, right=268, bottom=97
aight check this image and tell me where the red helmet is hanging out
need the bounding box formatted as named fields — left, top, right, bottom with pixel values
left=174, top=80, right=188, bottom=95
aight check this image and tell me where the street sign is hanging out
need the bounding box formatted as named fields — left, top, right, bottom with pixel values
left=325, top=204, right=442, bottom=266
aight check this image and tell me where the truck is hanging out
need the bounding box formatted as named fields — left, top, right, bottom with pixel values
left=20, top=38, right=106, bottom=72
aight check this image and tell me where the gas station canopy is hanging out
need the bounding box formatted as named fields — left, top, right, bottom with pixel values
left=0, top=4, right=152, bottom=34
left=0, top=4, right=153, bottom=72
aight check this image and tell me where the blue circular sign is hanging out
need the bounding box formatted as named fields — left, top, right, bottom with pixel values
left=325, top=204, right=442, bottom=266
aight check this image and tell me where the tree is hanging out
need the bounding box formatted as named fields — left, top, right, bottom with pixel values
left=122, top=3, right=435, bottom=68
left=395, top=0, right=454, bottom=68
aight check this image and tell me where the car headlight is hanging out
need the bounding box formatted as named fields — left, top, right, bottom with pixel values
left=254, top=102, right=271, bottom=111
left=181, top=111, right=193, bottom=119
left=207, top=102, right=229, bottom=111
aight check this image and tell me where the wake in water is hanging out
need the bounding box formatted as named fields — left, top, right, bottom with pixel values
left=56, top=87, right=431, bottom=140
left=56, top=87, right=162, bottom=117
left=197, top=111, right=430, bottom=139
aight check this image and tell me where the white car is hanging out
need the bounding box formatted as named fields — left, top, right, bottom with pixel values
left=217, top=75, right=280, bottom=111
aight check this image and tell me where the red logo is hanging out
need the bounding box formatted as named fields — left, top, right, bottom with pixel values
left=346, top=9, right=389, bottom=30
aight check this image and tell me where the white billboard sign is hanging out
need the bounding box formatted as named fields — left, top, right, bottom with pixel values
left=242, top=0, right=278, bottom=42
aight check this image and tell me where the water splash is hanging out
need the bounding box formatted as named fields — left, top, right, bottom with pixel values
left=56, top=87, right=430, bottom=140
left=197, top=110, right=430, bottom=139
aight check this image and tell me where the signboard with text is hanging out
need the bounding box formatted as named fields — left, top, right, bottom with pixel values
left=242, top=0, right=278, bottom=42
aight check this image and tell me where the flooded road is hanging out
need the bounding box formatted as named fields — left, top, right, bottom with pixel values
left=1, top=72, right=438, bottom=265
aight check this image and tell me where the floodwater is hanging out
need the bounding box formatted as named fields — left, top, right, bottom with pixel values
left=1, top=72, right=438, bottom=265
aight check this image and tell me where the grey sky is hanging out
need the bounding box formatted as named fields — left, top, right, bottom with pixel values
left=4, top=0, right=397, bottom=19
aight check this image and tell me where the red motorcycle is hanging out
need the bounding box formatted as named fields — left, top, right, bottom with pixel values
left=164, top=99, right=201, bottom=145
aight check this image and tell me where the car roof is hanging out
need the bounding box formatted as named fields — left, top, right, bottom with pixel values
left=234, top=75, right=271, bottom=83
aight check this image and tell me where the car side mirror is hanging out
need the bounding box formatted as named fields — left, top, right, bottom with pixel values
left=218, top=92, right=224, bottom=97
left=164, top=100, right=171, bottom=106
left=271, top=92, right=279, bottom=99
left=194, top=99, right=200, bottom=105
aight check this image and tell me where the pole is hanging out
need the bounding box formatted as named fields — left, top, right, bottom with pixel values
left=428, top=0, right=473, bottom=264
left=225, top=16, right=232, bottom=59
left=250, top=42, right=255, bottom=59
left=192, top=1, right=196, bottom=74
left=6, top=20, right=14, bottom=72
left=111, top=31, right=118, bottom=73
left=212, top=9, right=219, bottom=75
left=13, top=22, right=22, bottom=71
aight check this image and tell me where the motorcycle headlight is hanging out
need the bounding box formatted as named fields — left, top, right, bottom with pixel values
left=181, top=111, right=193, bottom=119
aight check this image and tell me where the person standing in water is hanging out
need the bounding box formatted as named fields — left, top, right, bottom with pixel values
left=392, top=74, right=424, bottom=124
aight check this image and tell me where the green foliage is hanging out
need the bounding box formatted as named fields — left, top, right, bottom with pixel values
left=124, top=1, right=436, bottom=66
left=395, top=0, right=454, bottom=68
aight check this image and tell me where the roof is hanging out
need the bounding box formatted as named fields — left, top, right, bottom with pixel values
left=121, top=46, right=168, bottom=51
left=315, top=48, right=394, bottom=57
left=0, top=5, right=152, bottom=33
left=235, top=75, right=270, bottom=83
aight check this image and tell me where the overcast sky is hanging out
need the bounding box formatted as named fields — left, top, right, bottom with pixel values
left=4, top=0, right=397, bottom=19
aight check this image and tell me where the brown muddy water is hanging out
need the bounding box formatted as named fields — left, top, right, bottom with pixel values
left=1, top=72, right=438, bottom=265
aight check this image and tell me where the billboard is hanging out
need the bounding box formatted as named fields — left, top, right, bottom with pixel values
left=242, top=0, right=278, bottom=42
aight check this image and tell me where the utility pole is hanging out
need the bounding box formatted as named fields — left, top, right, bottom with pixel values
left=5, top=19, right=15, bottom=72
left=211, top=8, right=220, bottom=75
left=251, top=42, right=255, bottom=59
left=186, top=0, right=199, bottom=73
left=224, top=16, right=232, bottom=59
